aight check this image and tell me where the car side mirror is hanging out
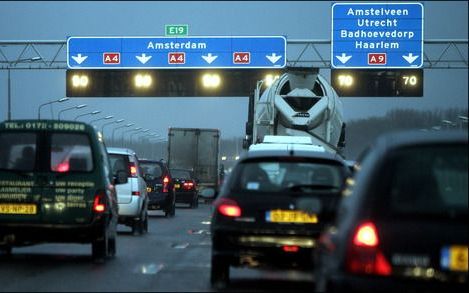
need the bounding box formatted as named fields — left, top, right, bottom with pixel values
left=114, top=170, right=128, bottom=185
left=296, top=197, right=322, bottom=214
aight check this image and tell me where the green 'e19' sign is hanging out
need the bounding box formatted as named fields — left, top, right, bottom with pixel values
left=165, top=25, right=189, bottom=36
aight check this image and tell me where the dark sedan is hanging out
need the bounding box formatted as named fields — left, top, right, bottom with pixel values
left=314, top=130, right=468, bottom=293
left=210, top=149, right=349, bottom=287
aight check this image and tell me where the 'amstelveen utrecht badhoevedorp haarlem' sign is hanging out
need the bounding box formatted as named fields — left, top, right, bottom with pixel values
left=332, top=2, right=424, bottom=68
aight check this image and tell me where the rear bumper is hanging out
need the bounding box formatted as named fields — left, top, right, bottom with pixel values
left=148, top=192, right=171, bottom=210
left=0, top=217, right=106, bottom=246
left=175, top=190, right=196, bottom=203
left=212, top=229, right=317, bottom=270
left=325, top=273, right=467, bottom=293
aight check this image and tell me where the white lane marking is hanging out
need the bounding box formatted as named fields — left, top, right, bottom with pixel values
left=133, top=263, right=164, bottom=275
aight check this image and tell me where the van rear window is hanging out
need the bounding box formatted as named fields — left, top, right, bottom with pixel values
left=50, top=133, right=93, bottom=172
left=0, top=133, right=37, bottom=171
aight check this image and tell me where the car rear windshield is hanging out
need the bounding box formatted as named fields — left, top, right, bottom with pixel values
left=171, top=169, right=191, bottom=179
left=230, top=160, right=344, bottom=193
left=384, top=145, right=468, bottom=217
left=50, top=133, right=93, bottom=172
left=140, top=162, right=163, bottom=178
left=109, top=154, right=130, bottom=177
left=0, top=132, right=37, bottom=171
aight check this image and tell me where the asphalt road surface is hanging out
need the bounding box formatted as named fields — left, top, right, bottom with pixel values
left=0, top=202, right=314, bottom=292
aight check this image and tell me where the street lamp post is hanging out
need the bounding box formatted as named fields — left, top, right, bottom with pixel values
left=74, top=110, right=101, bottom=121
left=122, top=127, right=142, bottom=147
left=102, top=119, right=124, bottom=137
left=111, top=123, right=134, bottom=145
left=89, top=115, right=114, bottom=125
left=7, top=56, right=42, bottom=120
left=38, top=97, right=69, bottom=119
left=58, top=104, right=87, bottom=120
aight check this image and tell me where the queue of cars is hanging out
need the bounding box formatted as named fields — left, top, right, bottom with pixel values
left=210, top=133, right=468, bottom=292
left=0, top=119, right=467, bottom=292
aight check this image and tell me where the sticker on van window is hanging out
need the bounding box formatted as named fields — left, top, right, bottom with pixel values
left=246, top=182, right=260, bottom=190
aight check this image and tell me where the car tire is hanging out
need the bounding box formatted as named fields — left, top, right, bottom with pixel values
left=0, top=245, right=12, bottom=255
left=108, top=232, right=116, bottom=258
left=92, top=226, right=109, bottom=263
left=210, top=254, right=230, bottom=288
left=190, top=195, right=198, bottom=209
left=143, top=211, right=149, bottom=234
left=170, top=202, right=176, bottom=217
left=132, top=217, right=144, bottom=235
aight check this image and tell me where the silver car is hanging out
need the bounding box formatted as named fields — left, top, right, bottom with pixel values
left=107, top=147, right=148, bottom=235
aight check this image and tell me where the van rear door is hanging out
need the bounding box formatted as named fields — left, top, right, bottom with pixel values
left=0, top=132, right=41, bottom=224
left=40, top=132, right=96, bottom=225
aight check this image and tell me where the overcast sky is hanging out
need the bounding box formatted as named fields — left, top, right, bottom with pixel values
left=0, top=1, right=467, bottom=138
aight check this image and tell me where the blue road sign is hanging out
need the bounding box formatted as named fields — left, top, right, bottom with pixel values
left=67, top=36, right=286, bottom=69
left=332, top=2, right=424, bottom=69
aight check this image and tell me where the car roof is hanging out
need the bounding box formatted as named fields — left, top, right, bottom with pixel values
left=373, top=130, right=467, bottom=152
left=0, top=119, right=95, bottom=133
left=106, top=147, right=137, bottom=156
left=242, top=149, right=345, bottom=163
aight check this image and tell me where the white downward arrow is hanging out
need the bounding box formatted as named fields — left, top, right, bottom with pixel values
left=202, top=53, right=218, bottom=64
left=266, top=53, right=282, bottom=64
left=136, top=53, right=152, bottom=64
left=336, top=53, right=352, bottom=64
left=71, top=54, right=88, bottom=65
left=402, top=53, right=419, bottom=64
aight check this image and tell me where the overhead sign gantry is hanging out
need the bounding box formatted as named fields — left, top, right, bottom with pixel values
left=67, top=36, right=286, bottom=69
left=331, top=2, right=424, bottom=68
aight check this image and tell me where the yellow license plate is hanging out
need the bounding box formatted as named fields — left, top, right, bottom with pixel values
left=175, top=184, right=180, bottom=189
left=443, top=246, right=468, bottom=272
left=267, top=210, right=318, bottom=223
left=146, top=187, right=152, bottom=192
left=0, top=204, right=37, bottom=215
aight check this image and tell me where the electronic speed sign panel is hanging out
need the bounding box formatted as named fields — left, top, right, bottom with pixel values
left=332, top=2, right=424, bottom=68
left=67, top=36, right=286, bottom=69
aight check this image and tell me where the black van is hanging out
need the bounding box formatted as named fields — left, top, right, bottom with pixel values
left=0, top=120, right=125, bottom=262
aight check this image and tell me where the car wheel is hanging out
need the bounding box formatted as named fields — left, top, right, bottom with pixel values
left=92, top=227, right=109, bottom=263
left=132, top=217, right=144, bottom=235
left=108, top=232, right=116, bottom=258
left=170, top=202, right=176, bottom=217
left=0, top=245, right=12, bottom=255
left=210, top=254, right=230, bottom=288
left=143, top=211, right=149, bottom=234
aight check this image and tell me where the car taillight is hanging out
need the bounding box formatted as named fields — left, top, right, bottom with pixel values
left=346, top=221, right=392, bottom=276
left=183, top=181, right=194, bottom=190
left=214, top=198, right=241, bottom=217
left=282, top=245, right=299, bottom=253
left=163, top=176, right=170, bottom=193
left=129, top=162, right=137, bottom=177
left=93, top=192, right=106, bottom=213
left=132, top=191, right=141, bottom=196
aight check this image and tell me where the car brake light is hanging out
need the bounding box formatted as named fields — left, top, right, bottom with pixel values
left=214, top=198, right=241, bottom=217
left=163, top=176, right=170, bottom=193
left=346, top=221, right=392, bottom=276
left=93, top=192, right=106, bottom=213
left=282, top=245, right=299, bottom=253
left=129, top=162, right=137, bottom=177
left=353, top=222, right=379, bottom=247
left=132, top=191, right=141, bottom=196
left=183, top=181, right=194, bottom=190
